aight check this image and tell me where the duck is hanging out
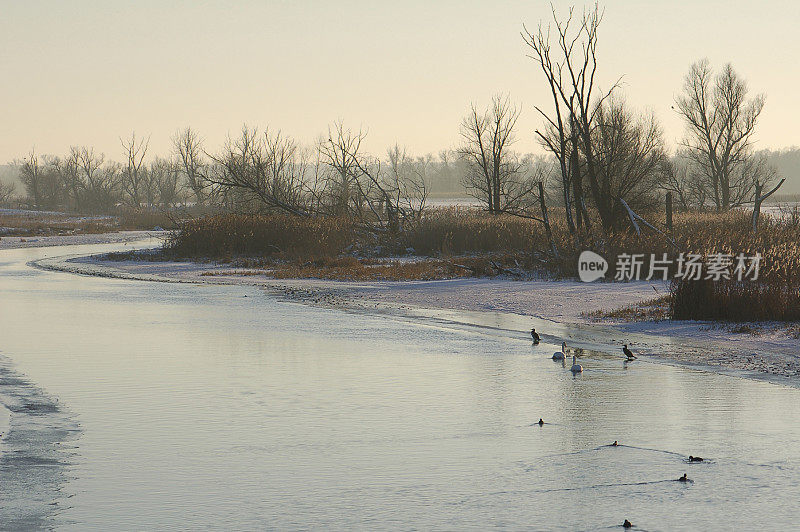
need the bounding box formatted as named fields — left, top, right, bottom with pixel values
left=623, top=344, right=636, bottom=360
left=552, top=342, right=566, bottom=360
left=623, top=519, right=633, bottom=529
left=612, top=441, right=619, bottom=446
left=531, top=328, right=540, bottom=343
left=677, top=473, right=689, bottom=482
left=689, top=455, right=703, bottom=462
left=537, top=418, right=544, bottom=426
left=570, top=355, right=583, bottom=373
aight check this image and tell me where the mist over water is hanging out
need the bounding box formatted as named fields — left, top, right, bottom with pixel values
left=1, top=243, right=800, bottom=530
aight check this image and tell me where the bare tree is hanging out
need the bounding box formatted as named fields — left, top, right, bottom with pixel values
left=207, top=126, right=311, bottom=216
left=459, top=94, right=534, bottom=214
left=592, top=97, right=666, bottom=228
left=173, top=127, right=206, bottom=205
left=658, top=152, right=709, bottom=211
left=523, top=3, right=621, bottom=232
left=319, top=120, right=364, bottom=215
left=17, top=149, right=44, bottom=207
left=382, top=145, right=428, bottom=230
left=675, top=60, right=774, bottom=210
left=76, top=147, right=119, bottom=213
left=121, top=133, right=150, bottom=207
left=0, top=180, right=14, bottom=204
left=58, top=148, right=84, bottom=211
left=149, top=157, right=181, bottom=206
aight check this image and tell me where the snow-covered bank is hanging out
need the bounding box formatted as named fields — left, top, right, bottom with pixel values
left=0, top=230, right=161, bottom=250
left=32, top=251, right=800, bottom=386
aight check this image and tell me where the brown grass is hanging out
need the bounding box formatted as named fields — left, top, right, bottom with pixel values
left=165, top=208, right=800, bottom=322
left=584, top=295, right=671, bottom=322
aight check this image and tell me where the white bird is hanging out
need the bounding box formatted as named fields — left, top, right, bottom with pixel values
left=552, top=341, right=566, bottom=360
left=570, top=355, right=583, bottom=373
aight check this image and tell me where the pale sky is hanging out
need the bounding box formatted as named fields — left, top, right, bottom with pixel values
left=1, top=0, right=799, bottom=163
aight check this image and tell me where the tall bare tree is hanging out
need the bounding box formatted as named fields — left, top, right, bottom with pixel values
left=675, top=60, right=773, bottom=210
left=523, top=3, right=620, bottom=232
left=459, top=94, right=534, bottom=214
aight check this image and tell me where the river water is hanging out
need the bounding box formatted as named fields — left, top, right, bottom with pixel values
left=1, top=242, right=799, bottom=530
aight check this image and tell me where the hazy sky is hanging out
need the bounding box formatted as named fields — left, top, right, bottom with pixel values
left=2, top=0, right=799, bottom=163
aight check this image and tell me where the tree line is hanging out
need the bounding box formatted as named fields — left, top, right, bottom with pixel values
left=4, top=3, right=785, bottom=236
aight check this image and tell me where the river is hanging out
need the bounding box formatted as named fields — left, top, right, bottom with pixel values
left=1, top=241, right=799, bottom=530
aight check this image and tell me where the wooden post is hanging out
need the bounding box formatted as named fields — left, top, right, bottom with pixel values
left=665, top=192, right=673, bottom=233
left=752, top=178, right=785, bottom=233
left=538, top=181, right=558, bottom=258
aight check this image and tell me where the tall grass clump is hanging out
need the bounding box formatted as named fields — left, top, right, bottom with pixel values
left=168, top=214, right=358, bottom=258
left=665, top=210, right=800, bottom=321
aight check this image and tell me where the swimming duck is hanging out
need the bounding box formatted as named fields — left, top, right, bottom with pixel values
left=623, top=519, right=633, bottom=529
left=689, top=455, right=703, bottom=462
left=531, top=328, right=540, bottom=343
left=570, top=355, right=583, bottom=373
left=612, top=441, right=619, bottom=446
left=537, top=418, right=544, bottom=426
left=623, top=344, right=636, bottom=360
left=677, top=473, right=689, bottom=482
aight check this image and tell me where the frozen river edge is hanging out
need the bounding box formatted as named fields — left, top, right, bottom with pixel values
left=25, top=238, right=800, bottom=390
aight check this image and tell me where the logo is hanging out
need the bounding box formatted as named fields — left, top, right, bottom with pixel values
left=578, top=250, right=608, bottom=282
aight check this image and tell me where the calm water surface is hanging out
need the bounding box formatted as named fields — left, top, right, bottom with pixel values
left=1, top=242, right=799, bottom=531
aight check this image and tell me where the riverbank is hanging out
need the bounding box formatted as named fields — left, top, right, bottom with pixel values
left=0, top=230, right=160, bottom=250
left=32, top=248, right=800, bottom=386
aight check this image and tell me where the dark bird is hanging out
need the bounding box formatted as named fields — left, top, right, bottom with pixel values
left=623, top=519, right=633, bottom=529
left=531, top=328, right=540, bottom=343
left=689, top=455, right=704, bottom=462
left=677, top=473, right=689, bottom=482
left=623, top=344, right=636, bottom=360
left=612, top=441, right=619, bottom=446
left=538, top=418, right=544, bottom=426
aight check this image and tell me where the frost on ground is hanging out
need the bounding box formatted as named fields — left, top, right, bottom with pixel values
left=33, top=249, right=800, bottom=386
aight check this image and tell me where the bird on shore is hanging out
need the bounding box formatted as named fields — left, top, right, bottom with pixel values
left=623, top=519, right=633, bottom=529
left=553, top=342, right=566, bottom=361
left=677, top=473, right=689, bottom=482
left=531, top=328, right=540, bottom=343
left=689, top=455, right=704, bottom=462
left=623, top=344, right=636, bottom=360
left=570, top=355, right=583, bottom=373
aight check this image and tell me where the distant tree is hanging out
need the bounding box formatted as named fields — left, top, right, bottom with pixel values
left=675, top=60, right=776, bottom=210
left=149, top=157, right=181, bottom=206
left=121, top=133, right=150, bottom=207
left=59, top=148, right=85, bottom=211
left=173, top=127, right=206, bottom=205
left=459, top=94, right=535, bottom=214
left=0, top=181, right=15, bottom=204
left=658, top=152, right=708, bottom=211
left=17, top=149, right=44, bottom=207
left=76, top=147, right=119, bottom=213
